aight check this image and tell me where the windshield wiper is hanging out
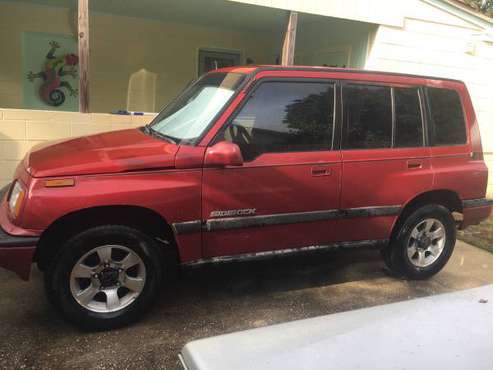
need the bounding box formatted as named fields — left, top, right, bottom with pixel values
left=143, top=124, right=179, bottom=145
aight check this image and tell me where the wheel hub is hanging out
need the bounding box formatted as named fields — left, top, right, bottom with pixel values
left=99, top=267, right=119, bottom=287
left=417, top=235, right=432, bottom=249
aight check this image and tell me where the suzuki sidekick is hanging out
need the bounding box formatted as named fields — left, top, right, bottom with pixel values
left=1, top=66, right=491, bottom=329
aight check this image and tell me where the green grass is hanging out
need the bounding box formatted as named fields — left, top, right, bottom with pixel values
left=457, top=214, right=493, bottom=253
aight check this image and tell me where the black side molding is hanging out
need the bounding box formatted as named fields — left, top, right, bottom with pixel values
left=172, top=220, right=202, bottom=235
left=0, top=226, right=39, bottom=248
left=172, top=205, right=401, bottom=234
left=206, top=206, right=401, bottom=232
left=463, top=198, right=493, bottom=208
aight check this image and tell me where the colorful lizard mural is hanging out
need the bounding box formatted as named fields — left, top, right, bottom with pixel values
left=27, top=41, right=79, bottom=107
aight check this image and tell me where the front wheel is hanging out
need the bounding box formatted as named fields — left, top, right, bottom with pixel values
left=45, top=225, right=163, bottom=330
left=382, top=204, right=456, bottom=280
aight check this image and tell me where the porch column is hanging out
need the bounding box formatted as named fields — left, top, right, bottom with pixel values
left=281, top=11, right=298, bottom=66
left=78, top=0, right=90, bottom=113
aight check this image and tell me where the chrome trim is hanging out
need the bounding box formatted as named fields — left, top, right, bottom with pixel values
left=463, top=198, right=493, bottom=208
left=182, top=239, right=388, bottom=267
left=172, top=205, right=401, bottom=234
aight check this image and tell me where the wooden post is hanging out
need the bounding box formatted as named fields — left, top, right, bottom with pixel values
left=281, top=11, right=298, bottom=66
left=78, top=0, right=89, bottom=113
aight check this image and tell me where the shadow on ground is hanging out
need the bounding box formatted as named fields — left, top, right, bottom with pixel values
left=1, top=241, right=492, bottom=369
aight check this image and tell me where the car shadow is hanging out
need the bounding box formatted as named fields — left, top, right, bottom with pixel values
left=157, top=247, right=385, bottom=308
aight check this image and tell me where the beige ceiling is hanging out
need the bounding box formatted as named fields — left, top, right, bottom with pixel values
left=2, top=0, right=290, bottom=32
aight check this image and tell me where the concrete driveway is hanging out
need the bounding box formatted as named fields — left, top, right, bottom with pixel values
left=1, top=241, right=493, bottom=369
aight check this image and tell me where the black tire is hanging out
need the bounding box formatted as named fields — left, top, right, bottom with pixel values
left=382, top=204, right=456, bottom=280
left=45, top=225, right=163, bottom=330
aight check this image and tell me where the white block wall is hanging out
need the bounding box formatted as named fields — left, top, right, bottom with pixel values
left=0, top=109, right=155, bottom=188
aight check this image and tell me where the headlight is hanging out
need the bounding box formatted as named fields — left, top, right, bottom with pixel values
left=8, top=181, right=26, bottom=218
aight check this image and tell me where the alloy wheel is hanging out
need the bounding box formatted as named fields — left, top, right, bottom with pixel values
left=406, top=218, right=446, bottom=268
left=69, top=245, right=146, bottom=313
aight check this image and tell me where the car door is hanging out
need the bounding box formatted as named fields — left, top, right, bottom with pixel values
left=201, top=78, right=342, bottom=258
left=339, top=82, right=433, bottom=242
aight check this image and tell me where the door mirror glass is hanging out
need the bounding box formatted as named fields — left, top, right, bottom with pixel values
left=205, top=141, right=244, bottom=167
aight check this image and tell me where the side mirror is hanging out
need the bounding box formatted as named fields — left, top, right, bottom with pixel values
left=204, top=141, right=244, bottom=167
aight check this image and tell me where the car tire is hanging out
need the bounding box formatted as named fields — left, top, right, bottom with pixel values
left=45, top=225, right=163, bottom=330
left=382, top=204, right=456, bottom=280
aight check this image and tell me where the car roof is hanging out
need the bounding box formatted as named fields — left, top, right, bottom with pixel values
left=214, top=65, right=464, bottom=84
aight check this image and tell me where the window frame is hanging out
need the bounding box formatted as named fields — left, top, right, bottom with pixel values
left=340, top=81, right=427, bottom=151
left=423, top=86, right=468, bottom=148
left=212, top=77, right=339, bottom=159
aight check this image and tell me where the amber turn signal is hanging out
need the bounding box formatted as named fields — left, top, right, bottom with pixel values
left=44, top=178, right=75, bottom=188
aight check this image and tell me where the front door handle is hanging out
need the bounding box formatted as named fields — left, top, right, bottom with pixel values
left=311, top=166, right=331, bottom=177
left=407, top=161, right=423, bottom=169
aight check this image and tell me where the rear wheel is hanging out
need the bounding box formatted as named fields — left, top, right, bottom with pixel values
left=382, top=204, right=456, bottom=280
left=45, top=225, right=163, bottom=330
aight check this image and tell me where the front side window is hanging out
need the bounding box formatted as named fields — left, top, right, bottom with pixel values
left=149, top=72, right=245, bottom=144
left=394, top=87, right=423, bottom=148
left=427, top=87, right=467, bottom=146
left=343, top=84, right=392, bottom=149
left=219, top=81, right=335, bottom=161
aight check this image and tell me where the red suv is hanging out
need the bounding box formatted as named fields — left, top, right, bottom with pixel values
left=1, top=66, right=491, bottom=329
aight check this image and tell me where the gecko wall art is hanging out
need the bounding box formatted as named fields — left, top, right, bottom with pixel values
left=27, top=41, right=79, bottom=107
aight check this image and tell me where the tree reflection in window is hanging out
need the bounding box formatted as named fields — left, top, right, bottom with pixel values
left=222, top=81, right=335, bottom=161
left=343, top=84, right=392, bottom=150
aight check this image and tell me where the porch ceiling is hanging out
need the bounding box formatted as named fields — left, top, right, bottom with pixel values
left=2, top=0, right=288, bottom=32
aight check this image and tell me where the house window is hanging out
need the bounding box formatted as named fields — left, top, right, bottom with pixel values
left=198, top=49, right=241, bottom=76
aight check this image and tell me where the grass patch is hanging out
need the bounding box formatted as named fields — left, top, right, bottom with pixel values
left=457, top=214, right=493, bottom=253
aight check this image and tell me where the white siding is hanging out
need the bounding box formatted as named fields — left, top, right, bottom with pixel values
left=365, top=0, right=493, bottom=197
left=367, top=1, right=493, bottom=155
left=227, top=0, right=405, bottom=27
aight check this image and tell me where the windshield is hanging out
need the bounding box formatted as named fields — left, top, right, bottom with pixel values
left=148, top=72, right=246, bottom=144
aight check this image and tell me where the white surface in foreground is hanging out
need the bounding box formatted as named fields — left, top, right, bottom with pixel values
left=181, top=284, right=493, bottom=370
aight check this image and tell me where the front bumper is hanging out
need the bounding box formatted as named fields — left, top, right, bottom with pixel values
left=461, top=198, right=493, bottom=229
left=0, top=183, right=38, bottom=280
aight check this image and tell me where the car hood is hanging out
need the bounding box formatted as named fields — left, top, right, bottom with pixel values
left=25, top=128, right=179, bottom=178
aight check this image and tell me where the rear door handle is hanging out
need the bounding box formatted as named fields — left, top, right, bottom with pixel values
left=407, top=161, right=422, bottom=169
left=311, top=166, right=331, bottom=176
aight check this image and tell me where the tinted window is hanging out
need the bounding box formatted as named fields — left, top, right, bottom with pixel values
left=394, top=87, right=423, bottom=148
left=343, top=84, right=392, bottom=149
left=220, top=81, right=335, bottom=161
left=427, top=87, right=466, bottom=146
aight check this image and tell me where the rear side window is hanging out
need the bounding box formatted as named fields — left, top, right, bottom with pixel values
left=343, top=84, right=392, bottom=149
left=427, top=87, right=466, bottom=146
left=220, top=81, right=335, bottom=161
left=394, top=87, right=423, bottom=148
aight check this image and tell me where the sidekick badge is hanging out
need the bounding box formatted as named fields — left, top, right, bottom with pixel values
left=210, top=208, right=256, bottom=218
